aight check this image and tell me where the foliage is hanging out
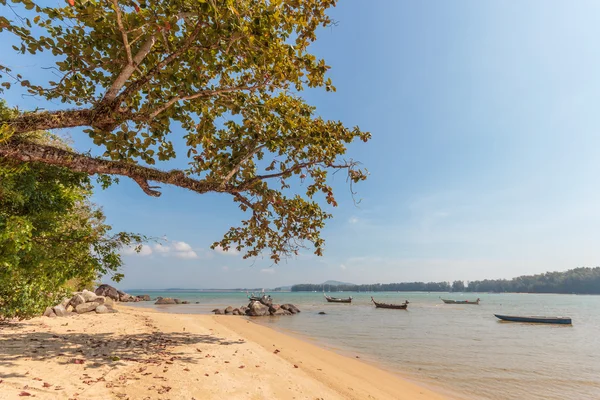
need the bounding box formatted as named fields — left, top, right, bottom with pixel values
left=0, top=0, right=370, bottom=262
left=464, top=267, right=600, bottom=294
left=0, top=125, right=143, bottom=320
left=293, top=267, right=600, bottom=294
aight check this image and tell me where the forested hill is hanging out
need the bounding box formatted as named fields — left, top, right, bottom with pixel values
left=291, top=267, right=600, bottom=294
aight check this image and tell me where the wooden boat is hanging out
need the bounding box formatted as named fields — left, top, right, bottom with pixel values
left=371, top=297, right=409, bottom=309
left=324, top=294, right=352, bottom=303
left=494, top=314, right=572, bottom=325
left=441, top=298, right=480, bottom=305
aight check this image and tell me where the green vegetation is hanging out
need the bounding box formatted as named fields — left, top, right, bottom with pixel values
left=0, top=103, right=142, bottom=319
left=0, top=0, right=369, bottom=262
left=292, top=267, right=600, bottom=294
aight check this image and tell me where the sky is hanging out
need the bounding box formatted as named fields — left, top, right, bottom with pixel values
left=4, top=1, right=600, bottom=289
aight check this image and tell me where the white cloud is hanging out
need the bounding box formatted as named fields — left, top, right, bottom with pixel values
left=174, top=250, right=199, bottom=259
left=172, top=241, right=193, bottom=252
left=260, top=268, right=276, bottom=274
left=214, top=245, right=240, bottom=256
left=340, top=264, right=347, bottom=270
left=153, top=244, right=170, bottom=253
left=123, top=245, right=153, bottom=256
left=348, top=216, right=359, bottom=224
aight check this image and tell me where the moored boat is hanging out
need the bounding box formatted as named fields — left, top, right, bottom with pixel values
left=324, top=294, right=352, bottom=303
left=494, top=314, right=572, bottom=325
left=371, top=297, right=409, bottom=310
left=441, top=298, right=480, bottom=305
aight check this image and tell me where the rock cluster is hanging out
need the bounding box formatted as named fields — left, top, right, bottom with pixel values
left=94, top=284, right=150, bottom=302
left=154, top=297, right=190, bottom=305
left=212, top=298, right=300, bottom=317
left=43, top=289, right=116, bottom=317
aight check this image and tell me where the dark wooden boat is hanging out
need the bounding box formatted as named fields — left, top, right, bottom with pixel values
left=371, top=297, right=409, bottom=309
left=441, top=298, right=480, bottom=305
left=494, top=314, right=572, bottom=325
left=324, top=294, right=352, bottom=303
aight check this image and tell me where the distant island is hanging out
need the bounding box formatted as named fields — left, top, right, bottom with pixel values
left=292, top=267, right=600, bottom=295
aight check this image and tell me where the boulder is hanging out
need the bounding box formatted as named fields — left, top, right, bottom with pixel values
left=69, top=294, right=86, bottom=308
left=94, top=296, right=106, bottom=305
left=76, top=302, right=99, bottom=314
left=225, top=306, right=234, bottom=313
left=269, top=304, right=281, bottom=313
left=272, top=308, right=292, bottom=316
left=95, top=305, right=110, bottom=314
left=248, top=300, right=269, bottom=316
left=174, top=299, right=182, bottom=304
left=213, top=309, right=224, bottom=315
left=53, top=304, right=68, bottom=317
left=155, top=297, right=177, bottom=305
left=81, top=289, right=98, bottom=302
left=95, top=284, right=120, bottom=301
left=136, top=294, right=151, bottom=301
left=232, top=309, right=240, bottom=315
left=60, top=298, right=71, bottom=308
left=239, top=306, right=248, bottom=314
left=118, top=291, right=135, bottom=302
left=281, top=304, right=300, bottom=314
left=181, top=301, right=190, bottom=304
left=43, top=307, right=55, bottom=317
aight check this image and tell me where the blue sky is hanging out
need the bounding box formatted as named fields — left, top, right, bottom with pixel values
left=4, top=1, right=600, bottom=289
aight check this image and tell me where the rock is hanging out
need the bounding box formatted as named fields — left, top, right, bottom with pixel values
left=225, top=306, right=233, bottom=313
left=318, top=311, right=326, bottom=315
left=94, top=296, right=106, bottom=305
left=95, top=305, right=110, bottom=314
left=60, top=298, right=71, bottom=308
left=95, top=284, right=120, bottom=301
left=281, top=304, right=300, bottom=314
left=53, top=304, right=68, bottom=317
left=75, top=302, right=99, bottom=314
left=269, top=304, right=281, bottom=313
left=174, top=298, right=182, bottom=304
left=104, top=297, right=114, bottom=307
left=181, top=301, right=190, bottom=304
left=81, top=289, right=98, bottom=302
left=69, top=294, right=85, bottom=308
left=155, top=297, right=177, bottom=305
left=232, top=309, right=240, bottom=315
left=213, top=309, right=224, bottom=315
left=136, top=294, right=151, bottom=301
left=43, top=307, right=55, bottom=317
left=239, top=306, right=248, bottom=314
left=195, top=302, right=200, bottom=304
left=248, top=300, right=269, bottom=316
left=272, top=308, right=292, bottom=316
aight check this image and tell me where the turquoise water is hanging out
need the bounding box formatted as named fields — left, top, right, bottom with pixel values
left=127, top=291, right=600, bottom=400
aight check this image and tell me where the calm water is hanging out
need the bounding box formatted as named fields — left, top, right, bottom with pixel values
left=127, top=291, right=600, bottom=400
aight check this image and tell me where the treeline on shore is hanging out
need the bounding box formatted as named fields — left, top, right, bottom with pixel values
left=292, top=267, right=600, bottom=295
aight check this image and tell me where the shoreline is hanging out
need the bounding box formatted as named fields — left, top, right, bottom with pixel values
left=0, top=305, right=451, bottom=399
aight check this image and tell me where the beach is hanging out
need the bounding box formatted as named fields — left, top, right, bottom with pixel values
left=0, top=306, right=448, bottom=400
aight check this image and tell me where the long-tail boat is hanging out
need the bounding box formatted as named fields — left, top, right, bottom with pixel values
left=494, top=314, right=572, bottom=325
left=441, top=298, right=480, bottom=305
left=324, top=294, right=352, bottom=303
left=371, top=297, right=409, bottom=309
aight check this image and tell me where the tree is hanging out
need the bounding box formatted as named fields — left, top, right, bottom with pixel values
left=0, top=0, right=370, bottom=263
left=0, top=106, right=142, bottom=319
left=451, top=280, right=465, bottom=292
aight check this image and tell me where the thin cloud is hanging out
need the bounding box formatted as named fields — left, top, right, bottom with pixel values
left=348, top=216, right=359, bottom=224
left=153, top=244, right=170, bottom=253
left=214, top=245, right=240, bottom=256
left=340, top=264, right=347, bottom=270
left=174, top=250, right=199, bottom=259
left=172, top=241, right=193, bottom=252
left=123, top=245, right=153, bottom=256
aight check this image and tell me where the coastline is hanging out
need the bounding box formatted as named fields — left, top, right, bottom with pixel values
left=0, top=305, right=450, bottom=400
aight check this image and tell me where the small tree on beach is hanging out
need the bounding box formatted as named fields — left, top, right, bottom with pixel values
left=0, top=0, right=370, bottom=263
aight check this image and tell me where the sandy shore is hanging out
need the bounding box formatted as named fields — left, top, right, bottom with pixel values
left=0, top=306, right=450, bottom=399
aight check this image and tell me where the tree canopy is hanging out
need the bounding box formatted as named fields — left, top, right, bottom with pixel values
left=0, top=0, right=370, bottom=262
left=0, top=105, right=142, bottom=319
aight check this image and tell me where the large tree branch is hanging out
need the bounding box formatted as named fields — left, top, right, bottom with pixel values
left=0, top=139, right=238, bottom=197
left=102, top=34, right=156, bottom=102
left=3, top=108, right=144, bottom=134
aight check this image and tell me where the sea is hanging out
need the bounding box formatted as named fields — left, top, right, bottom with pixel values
left=126, top=291, right=600, bottom=400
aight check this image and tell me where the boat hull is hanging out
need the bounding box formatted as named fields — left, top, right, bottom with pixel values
left=324, top=294, right=352, bottom=303
left=494, top=314, right=572, bottom=325
left=371, top=297, right=408, bottom=310
left=441, top=299, right=480, bottom=305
